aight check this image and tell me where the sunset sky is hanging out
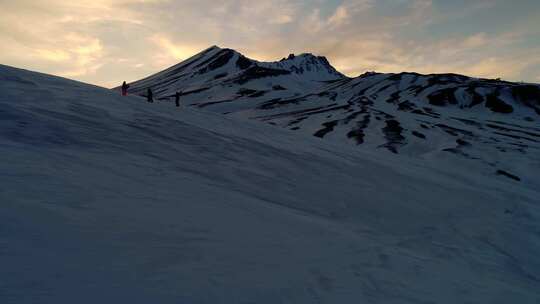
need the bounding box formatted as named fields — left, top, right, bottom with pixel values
left=1, top=0, right=539, bottom=87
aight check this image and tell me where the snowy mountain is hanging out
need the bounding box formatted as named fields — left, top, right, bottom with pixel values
left=3, top=62, right=540, bottom=303
left=261, top=52, right=345, bottom=81
left=124, top=46, right=540, bottom=183
left=123, top=46, right=343, bottom=100
left=1, top=62, right=539, bottom=303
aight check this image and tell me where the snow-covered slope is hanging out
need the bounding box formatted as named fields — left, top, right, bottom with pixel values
left=2, top=64, right=540, bottom=303
left=126, top=47, right=540, bottom=184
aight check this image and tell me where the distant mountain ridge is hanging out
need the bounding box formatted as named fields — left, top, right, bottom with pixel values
left=124, top=45, right=539, bottom=116
left=124, top=46, right=540, bottom=182
left=124, top=46, right=344, bottom=98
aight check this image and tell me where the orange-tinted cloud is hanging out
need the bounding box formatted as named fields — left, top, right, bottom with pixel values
left=0, top=0, right=539, bottom=87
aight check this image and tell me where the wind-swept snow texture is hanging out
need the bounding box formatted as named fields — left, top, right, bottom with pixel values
left=2, top=64, right=540, bottom=303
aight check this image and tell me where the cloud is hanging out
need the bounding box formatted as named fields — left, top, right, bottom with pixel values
left=0, top=0, right=538, bottom=86
left=33, top=49, right=72, bottom=62
left=149, top=34, right=208, bottom=66
left=461, top=32, right=489, bottom=48
left=462, top=55, right=540, bottom=80
left=328, top=5, right=349, bottom=27
left=270, top=14, right=294, bottom=25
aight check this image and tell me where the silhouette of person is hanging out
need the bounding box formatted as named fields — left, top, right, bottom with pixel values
left=175, top=91, right=181, bottom=107
left=147, top=88, right=153, bottom=103
left=121, top=81, right=130, bottom=96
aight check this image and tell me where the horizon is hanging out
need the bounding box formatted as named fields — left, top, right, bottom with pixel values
left=1, top=0, right=540, bottom=87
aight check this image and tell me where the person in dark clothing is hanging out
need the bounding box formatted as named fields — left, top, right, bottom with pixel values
left=121, top=81, right=130, bottom=96
left=147, top=88, right=153, bottom=103
left=174, top=91, right=181, bottom=107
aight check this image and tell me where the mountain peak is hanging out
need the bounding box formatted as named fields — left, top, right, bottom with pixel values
left=207, top=45, right=222, bottom=51
left=280, top=52, right=324, bottom=62
left=126, top=45, right=345, bottom=93
left=269, top=52, right=344, bottom=80
left=193, top=46, right=344, bottom=80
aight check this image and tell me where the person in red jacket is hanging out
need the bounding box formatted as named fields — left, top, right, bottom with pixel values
left=121, top=81, right=130, bottom=96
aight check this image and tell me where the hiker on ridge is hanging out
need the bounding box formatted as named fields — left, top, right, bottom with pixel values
left=175, top=91, right=181, bottom=107
left=121, top=81, right=130, bottom=96
left=147, top=88, right=154, bottom=103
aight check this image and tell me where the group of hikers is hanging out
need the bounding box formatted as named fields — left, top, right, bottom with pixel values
left=121, top=81, right=182, bottom=107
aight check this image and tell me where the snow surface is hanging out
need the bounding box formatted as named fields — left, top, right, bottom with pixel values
left=1, top=64, right=540, bottom=303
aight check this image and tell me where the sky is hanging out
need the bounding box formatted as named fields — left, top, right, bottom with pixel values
left=1, top=0, right=539, bottom=87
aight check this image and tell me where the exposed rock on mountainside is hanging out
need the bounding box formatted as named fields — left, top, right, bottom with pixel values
left=124, top=46, right=540, bottom=182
